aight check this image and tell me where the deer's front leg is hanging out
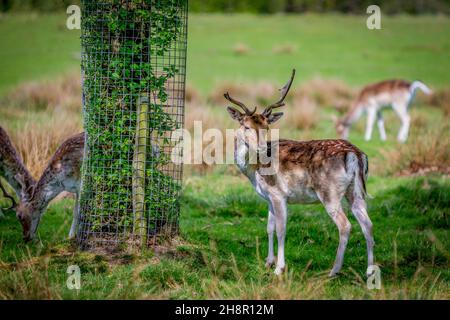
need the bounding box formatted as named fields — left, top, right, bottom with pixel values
left=270, top=197, right=288, bottom=276
left=376, top=112, right=387, bottom=141
left=365, top=107, right=377, bottom=141
left=265, top=207, right=276, bottom=268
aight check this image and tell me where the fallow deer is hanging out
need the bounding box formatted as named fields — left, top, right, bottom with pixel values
left=15, top=131, right=161, bottom=241
left=224, top=70, right=373, bottom=277
left=0, top=126, right=35, bottom=211
left=16, top=132, right=84, bottom=241
left=335, top=79, right=432, bottom=143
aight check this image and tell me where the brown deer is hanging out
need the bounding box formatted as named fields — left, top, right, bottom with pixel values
left=0, top=126, right=35, bottom=211
left=224, top=70, right=374, bottom=277
left=16, top=132, right=84, bottom=241
left=335, top=79, right=432, bottom=143
left=15, top=131, right=160, bottom=241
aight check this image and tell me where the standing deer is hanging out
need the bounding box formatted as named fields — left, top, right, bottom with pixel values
left=0, top=126, right=35, bottom=211
left=335, top=79, right=432, bottom=143
left=16, top=132, right=84, bottom=241
left=224, top=70, right=374, bottom=277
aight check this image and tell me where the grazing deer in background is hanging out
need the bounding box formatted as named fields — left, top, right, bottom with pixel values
left=224, top=70, right=374, bottom=277
left=0, top=126, right=35, bottom=211
left=16, top=132, right=84, bottom=241
left=335, top=79, right=432, bottom=143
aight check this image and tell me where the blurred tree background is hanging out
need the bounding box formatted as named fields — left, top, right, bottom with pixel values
left=1, top=0, right=449, bottom=14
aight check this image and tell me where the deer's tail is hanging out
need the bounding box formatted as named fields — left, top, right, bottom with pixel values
left=346, top=152, right=369, bottom=200
left=410, top=81, right=433, bottom=96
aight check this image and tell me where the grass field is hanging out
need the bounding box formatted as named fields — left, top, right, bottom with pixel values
left=0, top=13, right=449, bottom=299
left=1, top=13, right=450, bottom=95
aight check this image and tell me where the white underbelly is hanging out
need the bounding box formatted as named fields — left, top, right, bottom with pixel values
left=286, top=187, right=319, bottom=204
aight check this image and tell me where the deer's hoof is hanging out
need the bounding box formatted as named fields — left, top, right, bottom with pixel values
left=265, top=258, right=275, bottom=269
left=366, top=265, right=378, bottom=278
left=328, top=269, right=340, bottom=278
left=274, top=266, right=285, bottom=276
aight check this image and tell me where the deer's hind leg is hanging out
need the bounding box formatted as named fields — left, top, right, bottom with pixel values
left=317, top=189, right=351, bottom=277
left=69, top=193, right=79, bottom=239
left=346, top=191, right=374, bottom=277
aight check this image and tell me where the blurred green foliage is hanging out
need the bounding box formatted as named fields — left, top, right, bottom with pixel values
left=0, top=0, right=80, bottom=12
left=2, top=0, right=449, bottom=14
left=189, top=0, right=450, bottom=14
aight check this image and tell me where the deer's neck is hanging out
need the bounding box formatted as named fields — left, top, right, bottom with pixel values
left=234, top=136, right=259, bottom=181
left=235, top=136, right=249, bottom=170
left=32, top=179, right=66, bottom=212
left=342, top=101, right=364, bottom=126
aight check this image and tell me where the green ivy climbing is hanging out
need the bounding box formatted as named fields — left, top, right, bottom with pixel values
left=79, top=0, right=186, bottom=244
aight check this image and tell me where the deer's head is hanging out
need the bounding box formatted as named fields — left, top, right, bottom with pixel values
left=225, top=69, right=296, bottom=151
left=335, top=118, right=350, bottom=140
left=14, top=174, right=40, bottom=242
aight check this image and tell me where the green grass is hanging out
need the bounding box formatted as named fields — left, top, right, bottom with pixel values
left=0, top=13, right=449, bottom=299
left=1, top=13, right=450, bottom=95
left=0, top=172, right=448, bottom=299
left=0, top=13, right=80, bottom=95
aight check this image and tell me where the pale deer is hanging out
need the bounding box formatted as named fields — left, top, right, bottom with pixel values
left=16, top=132, right=84, bottom=241
left=0, top=126, right=35, bottom=211
left=224, top=70, right=373, bottom=277
left=335, top=79, right=432, bottom=143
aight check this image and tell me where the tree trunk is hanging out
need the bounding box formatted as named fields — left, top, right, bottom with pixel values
left=132, top=96, right=149, bottom=247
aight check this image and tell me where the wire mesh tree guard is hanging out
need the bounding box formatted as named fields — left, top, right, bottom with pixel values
left=77, top=0, right=188, bottom=250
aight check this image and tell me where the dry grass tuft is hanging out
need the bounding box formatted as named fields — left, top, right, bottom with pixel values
left=296, top=77, right=356, bottom=112
left=208, top=81, right=277, bottom=107
left=7, top=114, right=82, bottom=178
left=184, top=103, right=231, bottom=175
left=422, top=87, right=450, bottom=116
left=273, top=43, right=297, bottom=55
left=185, top=103, right=221, bottom=132
left=376, top=123, right=450, bottom=176
left=1, top=74, right=83, bottom=178
left=285, top=95, right=319, bottom=130
left=410, top=110, right=429, bottom=130
left=6, top=73, right=81, bottom=113
left=233, top=42, right=250, bottom=55
left=184, top=83, right=202, bottom=106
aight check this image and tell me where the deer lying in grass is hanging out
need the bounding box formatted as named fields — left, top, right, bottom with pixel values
left=0, top=126, right=35, bottom=211
left=224, top=70, right=373, bottom=277
left=16, top=132, right=84, bottom=241
left=335, top=79, right=432, bottom=143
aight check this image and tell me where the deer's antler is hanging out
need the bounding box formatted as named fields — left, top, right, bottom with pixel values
left=0, top=179, right=17, bottom=210
left=263, top=69, right=296, bottom=116
left=224, top=92, right=256, bottom=116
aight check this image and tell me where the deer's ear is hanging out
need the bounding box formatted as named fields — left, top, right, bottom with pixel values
left=267, top=112, right=284, bottom=124
left=227, top=107, right=244, bottom=121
